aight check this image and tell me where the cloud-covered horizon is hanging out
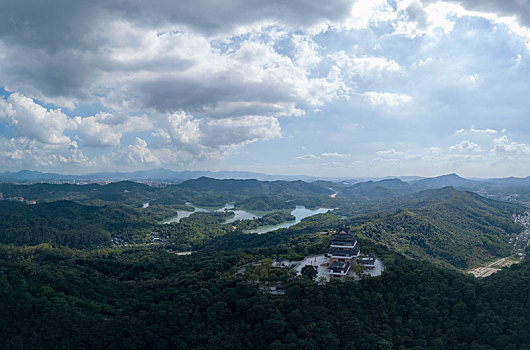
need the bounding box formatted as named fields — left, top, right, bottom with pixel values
left=1, top=0, right=529, bottom=177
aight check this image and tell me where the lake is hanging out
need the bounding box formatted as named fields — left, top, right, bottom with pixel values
left=161, top=204, right=330, bottom=233
left=162, top=203, right=261, bottom=224
left=247, top=206, right=331, bottom=234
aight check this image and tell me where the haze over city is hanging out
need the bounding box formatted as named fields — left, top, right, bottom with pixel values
left=1, top=0, right=529, bottom=177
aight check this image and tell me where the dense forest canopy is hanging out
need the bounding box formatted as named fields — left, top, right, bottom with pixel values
left=1, top=242, right=529, bottom=349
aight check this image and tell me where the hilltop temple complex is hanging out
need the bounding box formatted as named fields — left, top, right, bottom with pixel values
left=327, top=227, right=377, bottom=278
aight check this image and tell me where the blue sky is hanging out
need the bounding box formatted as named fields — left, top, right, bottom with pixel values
left=0, top=0, right=529, bottom=177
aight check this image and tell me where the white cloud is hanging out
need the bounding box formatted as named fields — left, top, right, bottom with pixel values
left=321, top=152, right=350, bottom=158
left=72, top=113, right=123, bottom=147
left=343, top=0, right=397, bottom=30
left=470, top=127, right=498, bottom=135
left=330, top=52, right=401, bottom=77
left=156, top=111, right=201, bottom=147
left=0, top=136, right=92, bottom=168
left=0, top=93, right=73, bottom=144
left=456, top=127, right=499, bottom=136
left=376, top=149, right=404, bottom=156
left=349, top=56, right=401, bottom=74
left=154, top=113, right=282, bottom=159
left=0, top=93, right=154, bottom=148
left=125, top=137, right=160, bottom=166
left=414, top=57, right=434, bottom=67
left=491, top=136, right=530, bottom=154
left=202, top=116, right=282, bottom=149
left=292, top=34, right=322, bottom=67
left=296, top=154, right=320, bottom=159
left=424, top=146, right=442, bottom=153
left=364, top=91, right=412, bottom=106
left=450, top=140, right=480, bottom=152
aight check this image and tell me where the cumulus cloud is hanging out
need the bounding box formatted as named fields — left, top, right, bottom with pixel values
left=202, top=116, right=281, bottom=149
left=491, top=136, right=530, bottom=154
left=71, top=114, right=123, bottom=147
left=450, top=140, right=480, bottom=152
left=155, top=112, right=201, bottom=147
left=125, top=137, right=160, bottom=166
left=154, top=112, right=282, bottom=157
left=0, top=137, right=92, bottom=168
left=0, top=93, right=73, bottom=144
left=0, top=93, right=153, bottom=148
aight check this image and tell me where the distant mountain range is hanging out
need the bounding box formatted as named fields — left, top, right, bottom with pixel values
left=1, top=170, right=529, bottom=192
left=0, top=169, right=338, bottom=183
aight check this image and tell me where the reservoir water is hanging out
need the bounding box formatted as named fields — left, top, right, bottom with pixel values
left=162, top=204, right=330, bottom=234
left=248, top=206, right=331, bottom=234
left=162, top=203, right=260, bottom=224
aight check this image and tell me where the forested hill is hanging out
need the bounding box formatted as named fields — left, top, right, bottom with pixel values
left=0, top=178, right=337, bottom=210
left=0, top=181, right=156, bottom=204
left=0, top=200, right=152, bottom=249
left=353, top=188, right=524, bottom=269
left=337, top=178, right=415, bottom=201
left=177, top=177, right=332, bottom=195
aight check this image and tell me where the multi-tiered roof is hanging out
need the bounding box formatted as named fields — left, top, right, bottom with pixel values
left=328, top=230, right=360, bottom=259
left=328, top=228, right=360, bottom=278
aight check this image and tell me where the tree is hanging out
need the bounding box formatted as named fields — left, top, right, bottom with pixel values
left=301, top=265, right=317, bottom=280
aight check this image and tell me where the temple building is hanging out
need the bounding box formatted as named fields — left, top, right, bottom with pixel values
left=327, top=228, right=360, bottom=278
left=360, top=253, right=376, bottom=269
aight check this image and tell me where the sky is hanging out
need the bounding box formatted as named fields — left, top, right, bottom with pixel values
left=0, top=0, right=529, bottom=178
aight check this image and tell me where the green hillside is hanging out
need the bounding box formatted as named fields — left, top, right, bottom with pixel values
left=0, top=201, right=154, bottom=248
left=354, top=188, right=523, bottom=269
